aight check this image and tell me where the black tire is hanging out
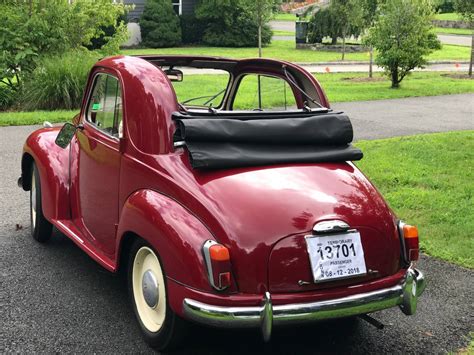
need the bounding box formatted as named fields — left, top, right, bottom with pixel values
left=127, top=239, right=187, bottom=351
left=30, top=163, right=53, bottom=242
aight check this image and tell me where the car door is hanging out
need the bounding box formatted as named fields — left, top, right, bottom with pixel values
left=73, top=72, right=123, bottom=256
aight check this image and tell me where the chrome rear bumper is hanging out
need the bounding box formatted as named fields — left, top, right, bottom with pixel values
left=183, top=268, right=425, bottom=341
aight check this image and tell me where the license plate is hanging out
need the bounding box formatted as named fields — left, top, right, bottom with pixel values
left=305, top=231, right=367, bottom=282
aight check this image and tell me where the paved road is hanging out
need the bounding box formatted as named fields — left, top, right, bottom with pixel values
left=182, top=62, right=469, bottom=74
left=1, top=94, right=473, bottom=353
left=333, top=93, right=474, bottom=141
left=271, top=20, right=295, bottom=32
left=302, top=62, right=470, bottom=73
left=437, top=33, right=471, bottom=46
left=270, top=21, right=471, bottom=46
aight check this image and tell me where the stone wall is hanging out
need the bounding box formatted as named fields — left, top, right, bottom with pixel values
left=296, top=43, right=368, bottom=53
left=432, top=20, right=470, bottom=29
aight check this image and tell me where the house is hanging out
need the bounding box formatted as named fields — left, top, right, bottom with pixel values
left=124, top=0, right=198, bottom=22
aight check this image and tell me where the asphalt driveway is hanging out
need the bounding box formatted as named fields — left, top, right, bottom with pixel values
left=333, top=93, right=474, bottom=141
left=1, top=94, right=473, bottom=353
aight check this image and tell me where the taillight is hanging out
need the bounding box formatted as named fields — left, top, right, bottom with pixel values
left=203, top=240, right=232, bottom=291
left=398, top=221, right=419, bottom=263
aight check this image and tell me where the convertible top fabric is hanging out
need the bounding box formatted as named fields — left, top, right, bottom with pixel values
left=173, top=112, right=363, bottom=169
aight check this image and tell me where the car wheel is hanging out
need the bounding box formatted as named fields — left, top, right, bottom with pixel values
left=30, top=163, right=53, bottom=242
left=128, top=239, right=187, bottom=350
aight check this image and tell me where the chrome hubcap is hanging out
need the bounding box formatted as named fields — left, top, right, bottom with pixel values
left=142, top=269, right=159, bottom=309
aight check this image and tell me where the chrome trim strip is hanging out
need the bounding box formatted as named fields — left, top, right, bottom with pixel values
left=183, top=267, right=426, bottom=340
left=174, top=141, right=186, bottom=148
left=202, top=240, right=230, bottom=291
left=313, top=220, right=350, bottom=234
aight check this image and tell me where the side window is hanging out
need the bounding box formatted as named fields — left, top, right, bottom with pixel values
left=232, top=74, right=297, bottom=111
left=86, top=74, right=123, bottom=138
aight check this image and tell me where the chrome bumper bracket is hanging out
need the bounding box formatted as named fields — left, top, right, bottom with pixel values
left=261, top=292, right=272, bottom=342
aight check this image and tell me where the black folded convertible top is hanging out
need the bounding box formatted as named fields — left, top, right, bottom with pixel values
left=173, top=111, right=362, bottom=170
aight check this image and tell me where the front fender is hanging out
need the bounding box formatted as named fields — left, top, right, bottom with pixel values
left=116, top=189, right=215, bottom=292
left=21, top=127, right=70, bottom=221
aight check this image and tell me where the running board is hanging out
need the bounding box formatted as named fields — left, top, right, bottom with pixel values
left=54, top=219, right=116, bottom=272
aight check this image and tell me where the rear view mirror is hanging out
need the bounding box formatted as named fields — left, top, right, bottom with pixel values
left=55, top=123, right=78, bottom=149
left=164, top=68, right=183, bottom=82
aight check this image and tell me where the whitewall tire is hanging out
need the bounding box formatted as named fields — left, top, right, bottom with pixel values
left=30, top=163, right=52, bottom=242
left=127, top=239, right=187, bottom=350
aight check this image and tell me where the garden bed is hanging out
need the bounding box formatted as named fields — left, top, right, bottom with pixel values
left=297, top=43, right=368, bottom=53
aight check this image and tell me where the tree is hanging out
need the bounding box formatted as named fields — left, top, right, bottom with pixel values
left=364, top=0, right=441, bottom=88
left=196, top=0, right=272, bottom=47
left=307, top=1, right=362, bottom=60
left=308, top=7, right=343, bottom=45
left=360, top=0, right=385, bottom=78
left=330, top=0, right=363, bottom=60
left=243, top=0, right=279, bottom=57
left=0, top=0, right=128, bottom=91
left=454, top=0, right=473, bottom=76
left=140, top=0, right=182, bottom=48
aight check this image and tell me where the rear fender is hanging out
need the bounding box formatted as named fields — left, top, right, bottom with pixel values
left=116, top=189, right=215, bottom=292
left=21, top=128, right=71, bottom=221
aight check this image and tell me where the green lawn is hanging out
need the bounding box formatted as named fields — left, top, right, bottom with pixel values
left=427, top=44, right=470, bottom=59
left=0, top=110, right=77, bottom=126
left=122, top=41, right=471, bottom=63
left=273, top=13, right=297, bottom=21
left=318, top=72, right=474, bottom=103
left=434, top=12, right=463, bottom=21
left=2, top=71, right=473, bottom=126
left=435, top=27, right=472, bottom=35
left=273, top=30, right=295, bottom=36
left=356, top=131, right=474, bottom=268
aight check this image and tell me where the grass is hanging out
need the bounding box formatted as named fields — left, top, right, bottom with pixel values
left=2, top=71, right=473, bottom=125
left=317, top=71, right=474, bottom=103
left=355, top=131, right=474, bottom=268
left=273, top=13, right=297, bottom=21
left=434, top=12, right=463, bottom=21
left=122, top=41, right=471, bottom=63
left=435, top=27, right=472, bottom=35
left=0, top=110, right=78, bottom=126
left=427, top=44, right=470, bottom=59
left=273, top=30, right=295, bottom=36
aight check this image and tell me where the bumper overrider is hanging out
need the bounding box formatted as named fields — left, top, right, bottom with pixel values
left=183, top=267, right=426, bottom=341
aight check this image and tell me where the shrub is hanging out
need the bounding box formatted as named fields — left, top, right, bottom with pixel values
left=0, top=1, right=127, bottom=91
left=434, top=0, right=455, bottom=13
left=180, top=14, right=206, bottom=44
left=308, top=7, right=341, bottom=44
left=196, top=0, right=273, bottom=47
left=86, top=13, right=128, bottom=51
left=140, top=0, right=182, bottom=48
left=21, top=51, right=100, bottom=110
left=0, top=85, right=16, bottom=111
left=308, top=5, right=362, bottom=45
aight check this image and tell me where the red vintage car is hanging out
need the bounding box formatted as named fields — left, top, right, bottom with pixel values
left=18, top=55, right=425, bottom=350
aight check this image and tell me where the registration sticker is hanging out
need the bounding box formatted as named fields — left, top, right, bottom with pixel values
left=306, top=231, right=367, bottom=282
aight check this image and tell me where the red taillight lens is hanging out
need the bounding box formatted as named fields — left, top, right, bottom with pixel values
left=203, top=241, right=232, bottom=291
left=400, top=222, right=419, bottom=262
left=209, top=244, right=230, bottom=261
